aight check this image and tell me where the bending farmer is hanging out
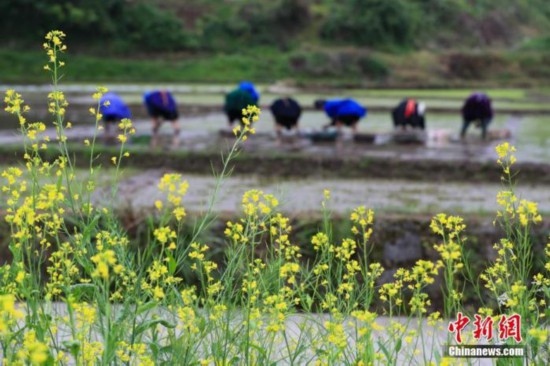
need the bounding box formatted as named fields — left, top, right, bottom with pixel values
left=392, top=99, right=426, bottom=130
left=143, top=90, right=180, bottom=148
left=270, top=97, right=302, bottom=144
left=224, top=81, right=260, bottom=128
left=99, top=92, right=132, bottom=143
left=461, top=92, right=493, bottom=140
left=314, top=98, right=367, bottom=135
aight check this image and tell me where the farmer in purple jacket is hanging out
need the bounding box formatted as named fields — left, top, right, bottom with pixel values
left=143, top=90, right=180, bottom=148
left=314, top=98, right=367, bottom=135
left=460, top=92, right=494, bottom=140
left=99, top=92, right=132, bottom=143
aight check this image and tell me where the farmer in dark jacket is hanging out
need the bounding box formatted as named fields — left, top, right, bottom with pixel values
left=392, top=99, right=426, bottom=130
left=270, top=97, right=302, bottom=144
left=224, top=81, right=260, bottom=127
left=461, top=92, right=493, bottom=140
left=99, top=92, right=132, bottom=143
left=314, top=98, right=367, bottom=135
left=143, top=90, right=180, bottom=148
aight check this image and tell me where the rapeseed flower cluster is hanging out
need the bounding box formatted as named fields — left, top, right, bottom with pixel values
left=232, top=105, right=260, bottom=140
left=43, top=30, right=66, bottom=69
left=111, top=118, right=136, bottom=165
left=431, top=213, right=467, bottom=318
left=224, top=220, right=247, bottom=244
left=379, top=268, right=406, bottom=307
left=15, top=330, right=49, bottom=365
left=474, top=143, right=548, bottom=351
left=116, top=342, right=154, bottom=365
left=45, top=242, right=81, bottom=299
left=241, top=189, right=279, bottom=219
left=189, top=241, right=222, bottom=300
left=407, top=260, right=439, bottom=314
left=91, top=249, right=117, bottom=280
left=157, top=173, right=189, bottom=221
left=90, top=86, right=109, bottom=140
left=62, top=301, right=104, bottom=364
left=350, top=205, right=374, bottom=244
left=312, top=232, right=330, bottom=252
left=379, top=261, right=438, bottom=316
left=143, top=260, right=182, bottom=301
left=4, top=90, right=30, bottom=125
left=517, top=199, right=542, bottom=227
left=495, top=141, right=516, bottom=173
left=0, top=295, right=24, bottom=336
left=117, top=118, right=136, bottom=144
left=4, top=30, right=550, bottom=365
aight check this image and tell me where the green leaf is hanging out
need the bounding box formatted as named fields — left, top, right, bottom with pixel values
left=168, top=254, right=177, bottom=275
left=378, top=340, right=392, bottom=363
left=136, top=302, right=159, bottom=315
left=62, top=340, right=81, bottom=358
left=134, top=318, right=176, bottom=337
left=395, top=338, right=402, bottom=353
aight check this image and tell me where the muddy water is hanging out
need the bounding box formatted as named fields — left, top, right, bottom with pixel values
left=1, top=110, right=549, bottom=163
left=92, top=170, right=550, bottom=217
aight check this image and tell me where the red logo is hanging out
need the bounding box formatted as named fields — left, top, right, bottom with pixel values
left=473, top=314, right=494, bottom=341
left=448, top=313, right=522, bottom=344
left=448, top=312, right=470, bottom=344
left=498, top=314, right=522, bottom=343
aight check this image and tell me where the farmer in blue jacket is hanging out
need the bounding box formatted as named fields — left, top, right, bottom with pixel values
left=460, top=92, right=493, bottom=140
left=224, top=81, right=260, bottom=128
left=99, top=92, right=131, bottom=143
left=314, top=98, right=367, bottom=135
left=143, top=90, right=180, bottom=148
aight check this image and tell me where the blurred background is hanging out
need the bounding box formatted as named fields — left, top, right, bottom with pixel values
left=1, top=0, right=550, bottom=87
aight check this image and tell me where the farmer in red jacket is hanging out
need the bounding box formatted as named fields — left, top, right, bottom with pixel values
left=392, top=99, right=426, bottom=130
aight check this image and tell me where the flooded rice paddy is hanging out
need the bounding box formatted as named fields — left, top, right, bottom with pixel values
left=1, top=109, right=548, bottom=163
left=1, top=84, right=549, bottom=219
left=92, top=170, right=550, bottom=218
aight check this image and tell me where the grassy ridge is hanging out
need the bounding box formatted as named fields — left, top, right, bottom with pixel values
left=2, top=48, right=550, bottom=88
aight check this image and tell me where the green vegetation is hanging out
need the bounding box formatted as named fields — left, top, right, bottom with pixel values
left=0, top=0, right=189, bottom=52
left=1, top=1, right=550, bottom=86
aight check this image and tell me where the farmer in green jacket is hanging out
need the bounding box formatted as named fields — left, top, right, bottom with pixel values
left=224, top=82, right=260, bottom=128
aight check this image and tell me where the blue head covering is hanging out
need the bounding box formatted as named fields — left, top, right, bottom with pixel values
left=99, top=92, right=131, bottom=120
left=238, top=81, right=260, bottom=103
left=324, top=99, right=367, bottom=119
left=338, top=99, right=367, bottom=118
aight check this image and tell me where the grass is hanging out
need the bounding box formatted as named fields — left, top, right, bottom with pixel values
left=0, top=49, right=291, bottom=84
left=2, top=47, right=550, bottom=88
